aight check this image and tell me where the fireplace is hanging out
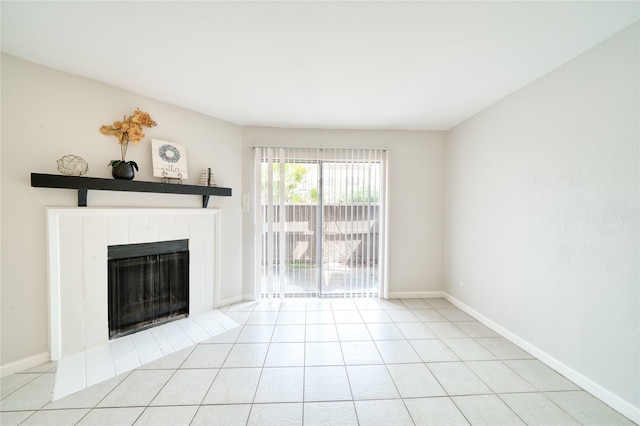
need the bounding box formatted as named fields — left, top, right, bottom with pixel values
left=47, top=208, right=220, bottom=360
left=108, top=239, right=189, bottom=339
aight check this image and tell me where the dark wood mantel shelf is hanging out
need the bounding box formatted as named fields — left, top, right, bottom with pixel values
left=31, top=173, right=232, bottom=207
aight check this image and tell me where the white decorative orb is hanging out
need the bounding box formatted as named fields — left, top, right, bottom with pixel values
left=57, top=155, right=89, bottom=176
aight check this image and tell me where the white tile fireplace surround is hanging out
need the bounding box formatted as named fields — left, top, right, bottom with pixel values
left=47, top=207, right=222, bottom=359
left=46, top=208, right=237, bottom=399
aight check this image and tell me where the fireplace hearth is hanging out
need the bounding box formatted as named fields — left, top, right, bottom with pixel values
left=108, top=239, right=189, bottom=339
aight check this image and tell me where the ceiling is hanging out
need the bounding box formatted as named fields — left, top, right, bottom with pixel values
left=1, top=1, right=638, bottom=130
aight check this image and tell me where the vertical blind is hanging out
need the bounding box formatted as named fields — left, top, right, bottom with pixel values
left=254, top=147, right=389, bottom=299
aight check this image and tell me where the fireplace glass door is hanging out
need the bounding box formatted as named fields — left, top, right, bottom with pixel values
left=108, top=240, right=189, bottom=339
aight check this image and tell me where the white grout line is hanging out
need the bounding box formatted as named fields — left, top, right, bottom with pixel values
left=150, top=327, right=175, bottom=356
left=131, top=331, right=164, bottom=365
left=109, top=337, right=141, bottom=375
left=85, top=344, right=114, bottom=387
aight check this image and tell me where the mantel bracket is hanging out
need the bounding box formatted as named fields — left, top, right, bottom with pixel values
left=78, top=188, right=88, bottom=207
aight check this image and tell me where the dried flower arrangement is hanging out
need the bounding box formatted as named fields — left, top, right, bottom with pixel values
left=100, top=108, right=157, bottom=170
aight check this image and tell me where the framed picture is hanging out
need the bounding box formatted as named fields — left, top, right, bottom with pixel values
left=151, top=139, right=188, bottom=180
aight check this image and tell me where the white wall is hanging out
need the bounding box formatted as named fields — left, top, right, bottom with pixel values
left=0, top=54, right=243, bottom=370
left=241, top=127, right=445, bottom=299
left=444, top=23, right=639, bottom=419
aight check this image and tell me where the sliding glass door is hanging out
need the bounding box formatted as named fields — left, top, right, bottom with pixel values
left=259, top=157, right=320, bottom=296
left=319, top=159, right=382, bottom=297
left=255, top=147, right=387, bottom=299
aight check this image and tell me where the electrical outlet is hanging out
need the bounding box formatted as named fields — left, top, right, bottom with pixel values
left=459, top=278, right=464, bottom=288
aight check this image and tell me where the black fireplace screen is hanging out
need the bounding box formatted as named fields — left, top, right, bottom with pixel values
left=108, top=239, right=189, bottom=339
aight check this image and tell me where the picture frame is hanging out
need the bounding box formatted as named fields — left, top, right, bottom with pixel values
left=151, top=139, right=188, bottom=180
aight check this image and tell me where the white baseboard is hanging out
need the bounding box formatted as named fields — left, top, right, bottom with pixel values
left=231, top=292, right=447, bottom=301
left=218, top=294, right=243, bottom=307
left=443, top=293, right=640, bottom=425
left=0, top=352, right=50, bottom=378
left=387, top=291, right=445, bottom=299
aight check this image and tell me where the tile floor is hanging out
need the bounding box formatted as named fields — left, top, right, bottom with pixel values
left=0, top=298, right=635, bottom=425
